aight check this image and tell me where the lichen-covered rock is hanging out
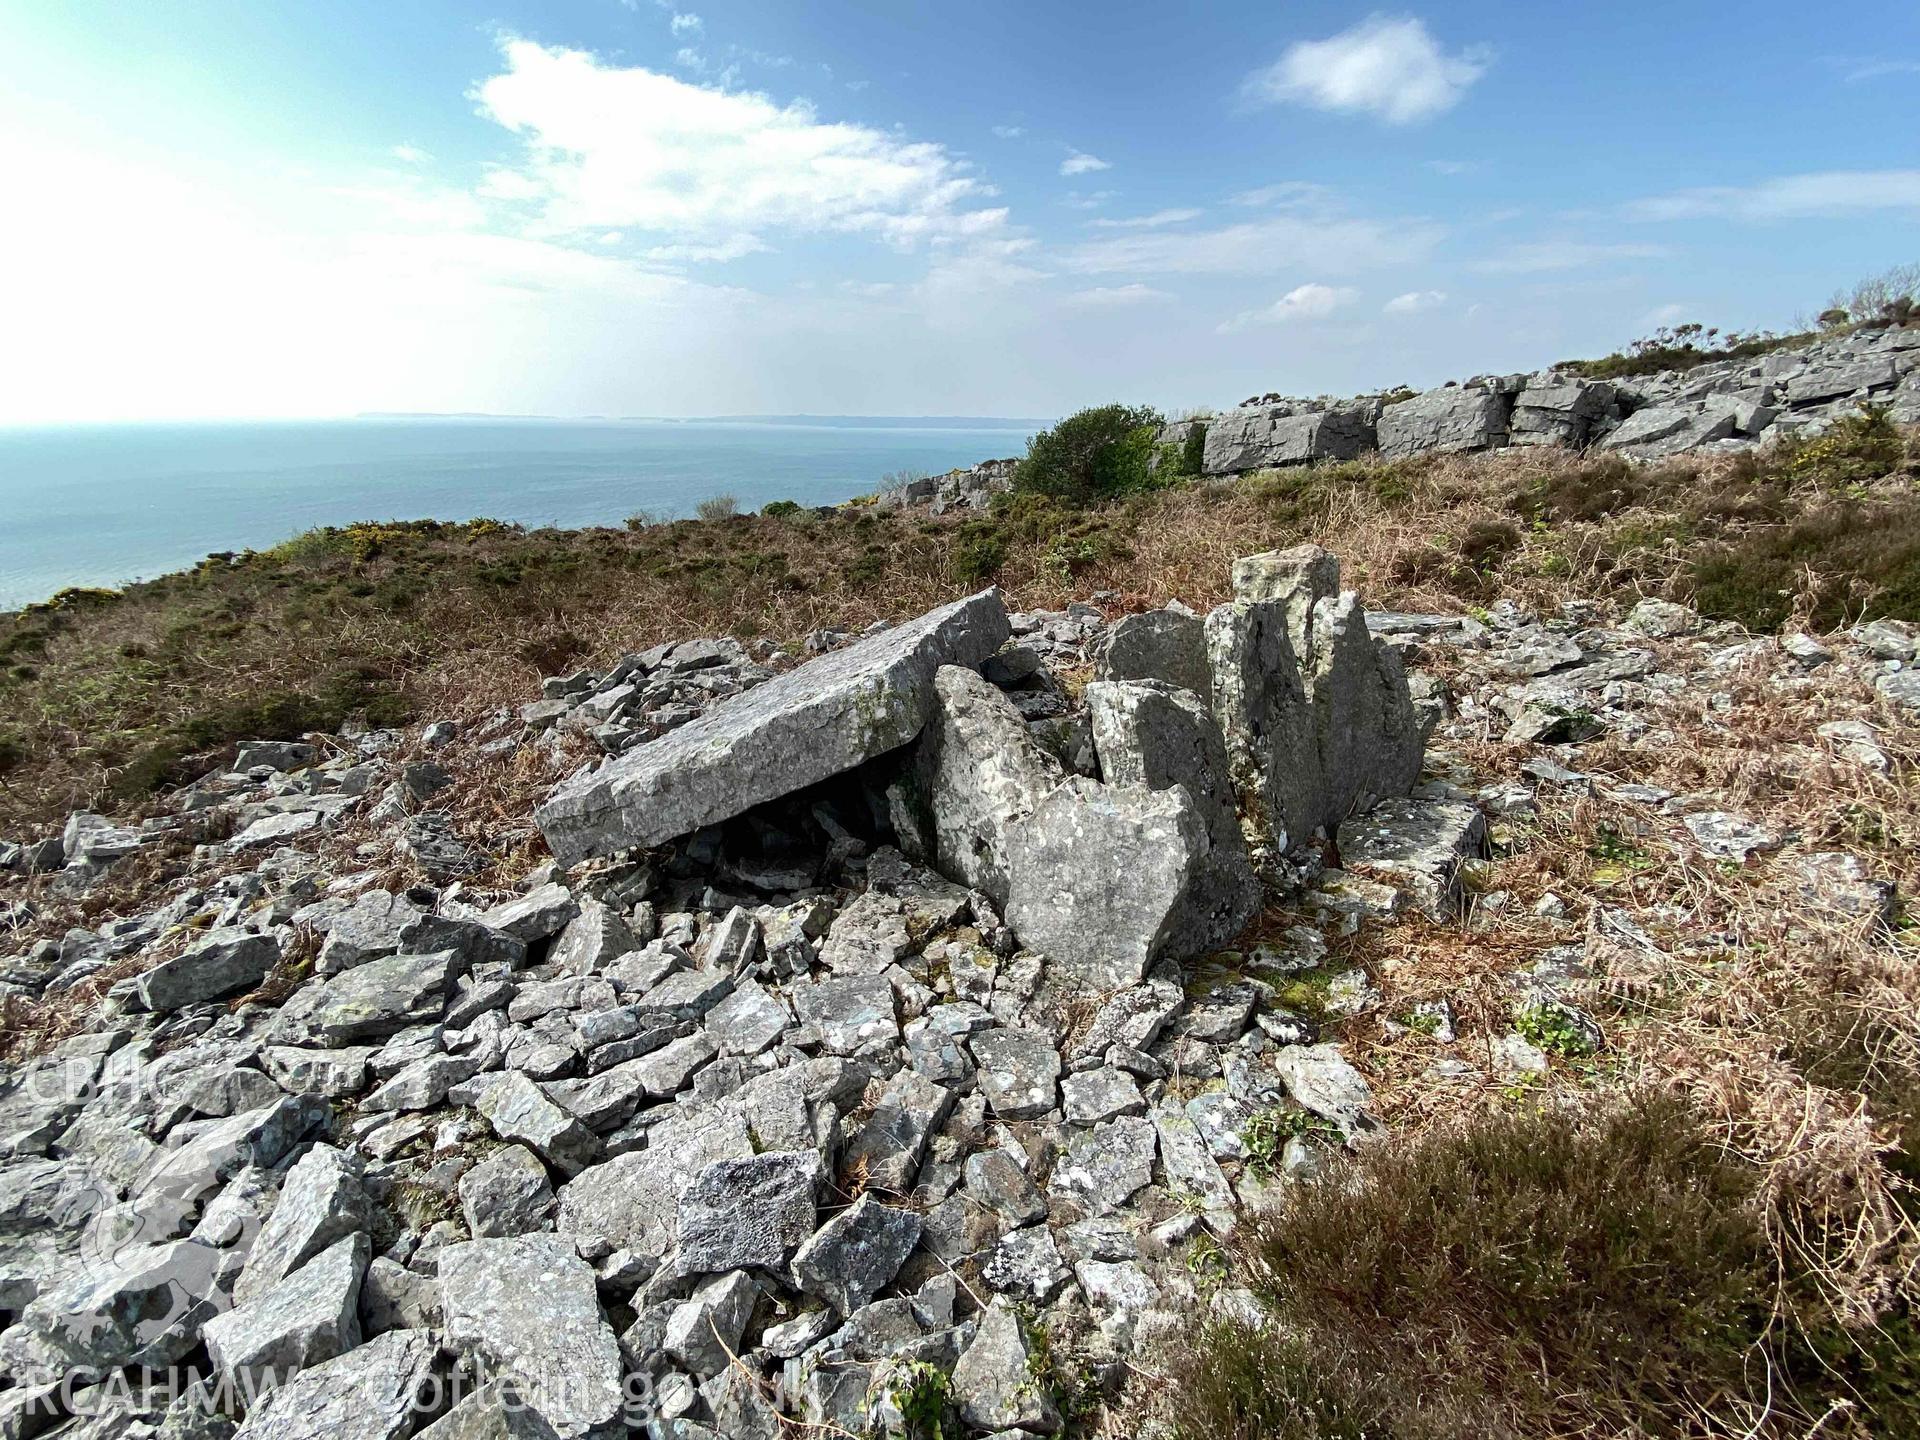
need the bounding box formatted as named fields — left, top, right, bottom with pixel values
left=675, top=1152, right=821, bottom=1276
left=1202, top=405, right=1373, bottom=474
left=231, top=1328, right=439, bottom=1440
left=1086, top=678, right=1260, bottom=952
left=204, top=1232, right=368, bottom=1392
left=1378, top=385, right=1510, bottom=457
left=536, top=589, right=1010, bottom=863
left=237, top=1144, right=373, bottom=1305
left=952, top=1297, right=1062, bottom=1434
left=458, top=1145, right=555, bottom=1239
left=1004, top=777, right=1211, bottom=989
left=136, top=928, right=280, bottom=1012
left=899, top=665, right=1061, bottom=906
left=438, top=1234, right=625, bottom=1439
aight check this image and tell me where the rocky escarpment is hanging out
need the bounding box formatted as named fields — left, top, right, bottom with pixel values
left=0, top=544, right=1911, bottom=1439
left=877, top=324, right=1920, bottom=516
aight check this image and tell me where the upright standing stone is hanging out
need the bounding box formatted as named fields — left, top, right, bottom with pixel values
left=1086, top=680, right=1260, bottom=952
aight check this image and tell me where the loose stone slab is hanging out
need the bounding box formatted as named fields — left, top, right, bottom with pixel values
left=536, top=589, right=1010, bottom=863
left=232, top=1328, right=439, bottom=1440
left=439, top=1234, right=625, bottom=1440
left=204, top=1232, right=368, bottom=1392
left=968, top=1028, right=1062, bottom=1121
left=136, top=928, right=279, bottom=1012
left=676, top=1151, right=821, bottom=1275
left=791, top=1194, right=922, bottom=1315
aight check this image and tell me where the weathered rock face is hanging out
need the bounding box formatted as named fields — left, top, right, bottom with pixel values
left=1509, top=377, right=1618, bottom=447
left=900, top=666, right=1062, bottom=906
left=1377, top=384, right=1512, bottom=458
left=1005, top=777, right=1212, bottom=989
left=536, top=589, right=1011, bottom=864
left=1206, top=547, right=1423, bottom=852
left=1086, top=680, right=1260, bottom=952
left=1093, top=608, right=1211, bottom=696
left=1203, top=404, right=1374, bottom=474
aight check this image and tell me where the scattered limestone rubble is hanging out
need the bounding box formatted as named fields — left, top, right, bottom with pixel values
left=0, top=551, right=1910, bottom=1438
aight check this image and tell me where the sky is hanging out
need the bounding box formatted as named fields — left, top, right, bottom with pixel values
left=1, top=1, right=1917, bottom=425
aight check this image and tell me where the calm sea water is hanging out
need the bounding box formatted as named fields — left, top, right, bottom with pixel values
left=0, top=417, right=1043, bottom=611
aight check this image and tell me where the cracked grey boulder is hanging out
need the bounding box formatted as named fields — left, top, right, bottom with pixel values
left=550, top=899, right=639, bottom=977
left=703, top=978, right=791, bottom=1057
left=2, top=1238, right=227, bottom=1380
left=537, top=589, right=1009, bottom=863
left=1005, top=777, right=1211, bottom=989
left=1340, top=796, right=1488, bottom=916
left=1509, top=377, right=1616, bottom=447
left=1601, top=404, right=1737, bottom=459
left=676, top=1152, right=821, bottom=1275
left=237, top=1144, right=373, bottom=1306
left=1207, top=549, right=1423, bottom=852
left=268, top=950, right=463, bottom=1046
left=439, top=1234, right=625, bottom=1440
left=231, top=1327, right=439, bottom=1440
left=317, top=891, right=422, bottom=974
left=1378, top=385, right=1510, bottom=458
left=480, top=883, right=579, bottom=944
left=792, top=1194, right=921, bottom=1315
left=459, top=1145, right=555, bottom=1238
left=1093, top=608, right=1211, bottom=696
left=1202, top=404, right=1373, bottom=474
left=556, top=1108, right=753, bottom=1260
left=1061, top=1067, right=1145, bottom=1126
left=981, top=1223, right=1069, bottom=1302
left=664, top=1269, right=757, bottom=1378
left=137, top=928, right=280, bottom=1012
left=476, top=1073, right=603, bottom=1178
left=968, top=1028, right=1061, bottom=1121
left=204, top=1232, right=368, bottom=1393
left=1087, top=678, right=1260, bottom=953
left=952, top=1296, right=1061, bottom=1434
left=900, top=666, right=1062, bottom=906
left=964, top=1148, right=1048, bottom=1226
left=842, top=1068, right=956, bottom=1195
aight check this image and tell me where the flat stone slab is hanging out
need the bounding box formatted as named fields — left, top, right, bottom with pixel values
left=536, top=589, right=1009, bottom=863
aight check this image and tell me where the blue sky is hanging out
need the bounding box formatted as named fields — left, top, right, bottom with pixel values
left=2, top=1, right=1916, bottom=423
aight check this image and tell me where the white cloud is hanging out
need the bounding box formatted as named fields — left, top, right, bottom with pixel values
left=1068, top=212, right=1442, bottom=277
left=643, top=234, right=769, bottom=263
left=1835, top=58, right=1920, bottom=83
left=670, top=12, right=702, bottom=36
left=1244, top=15, right=1490, bottom=125
left=1088, top=208, right=1202, bottom=230
left=391, top=143, right=432, bottom=165
left=991, top=124, right=1025, bottom=139
left=1470, top=240, right=1668, bottom=274
left=1060, top=148, right=1111, bottom=176
left=1383, top=289, right=1445, bottom=313
left=1062, top=190, right=1116, bottom=211
left=1619, top=170, right=1920, bottom=222
left=473, top=39, right=1003, bottom=249
left=1062, top=284, right=1172, bottom=307
left=1219, top=282, right=1358, bottom=332
left=1229, top=181, right=1335, bottom=209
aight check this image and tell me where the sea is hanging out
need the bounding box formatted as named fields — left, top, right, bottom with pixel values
left=0, top=416, right=1047, bottom=612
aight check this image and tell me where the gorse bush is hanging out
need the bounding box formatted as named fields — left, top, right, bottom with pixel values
left=1013, top=403, right=1164, bottom=506
left=1559, top=322, right=1803, bottom=381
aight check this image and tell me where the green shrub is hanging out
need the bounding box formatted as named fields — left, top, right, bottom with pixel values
left=1560, top=323, right=1805, bottom=381
left=1689, top=496, right=1920, bottom=631
left=1169, top=1094, right=1801, bottom=1438
left=760, top=499, right=802, bottom=518
left=1782, top=403, right=1908, bottom=490
left=948, top=521, right=1008, bottom=583
left=1013, top=404, right=1163, bottom=507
